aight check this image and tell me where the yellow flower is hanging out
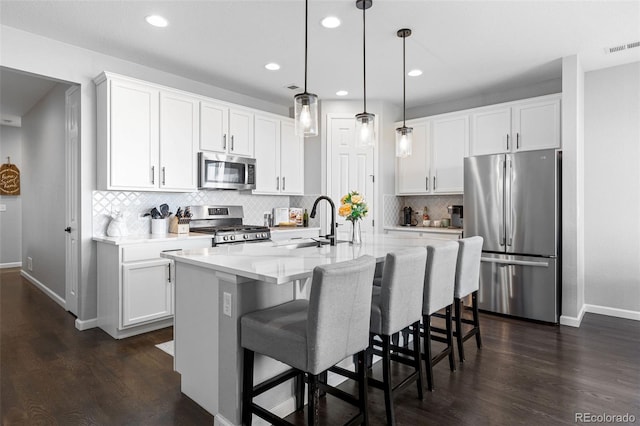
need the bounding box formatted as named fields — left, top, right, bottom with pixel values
left=351, top=194, right=363, bottom=204
left=341, top=195, right=349, bottom=204
left=338, top=204, right=352, bottom=217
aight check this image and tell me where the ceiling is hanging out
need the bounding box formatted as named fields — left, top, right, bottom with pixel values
left=1, top=1, right=639, bottom=112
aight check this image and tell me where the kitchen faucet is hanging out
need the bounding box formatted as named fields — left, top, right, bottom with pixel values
left=309, top=196, right=336, bottom=246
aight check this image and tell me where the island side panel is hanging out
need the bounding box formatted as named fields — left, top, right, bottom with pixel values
left=174, top=262, right=220, bottom=416
left=217, top=273, right=298, bottom=426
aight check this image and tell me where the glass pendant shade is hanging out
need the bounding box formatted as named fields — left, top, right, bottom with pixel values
left=356, top=112, right=376, bottom=147
left=294, top=92, right=318, bottom=136
left=395, top=126, right=413, bottom=157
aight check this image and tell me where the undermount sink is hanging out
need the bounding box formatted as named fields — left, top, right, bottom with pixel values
left=274, top=238, right=349, bottom=249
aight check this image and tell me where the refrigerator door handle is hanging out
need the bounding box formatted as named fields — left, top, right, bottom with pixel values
left=508, top=159, right=514, bottom=247
left=499, top=159, right=505, bottom=246
left=481, top=257, right=550, bottom=268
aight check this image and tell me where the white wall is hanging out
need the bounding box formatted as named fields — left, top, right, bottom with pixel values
left=0, top=25, right=288, bottom=323
left=0, top=125, right=23, bottom=266
left=584, top=62, right=640, bottom=315
left=21, top=83, right=70, bottom=298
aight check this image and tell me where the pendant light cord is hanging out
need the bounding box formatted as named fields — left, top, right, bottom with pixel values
left=362, top=4, right=367, bottom=113
left=402, top=33, right=406, bottom=126
left=304, top=0, right=309, bottom=93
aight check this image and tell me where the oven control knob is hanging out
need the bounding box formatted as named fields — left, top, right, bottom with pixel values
left=223, top=236, right=228, bottom=241
left=243, top=234, right=249, bottom=239
left=230, top=235, right=236, bottom=240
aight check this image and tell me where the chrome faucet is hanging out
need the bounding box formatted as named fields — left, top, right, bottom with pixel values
left=310, top=196, right=336, bottom=246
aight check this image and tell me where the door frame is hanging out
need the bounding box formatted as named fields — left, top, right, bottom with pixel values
left=65, top=85, right=80, bottom=315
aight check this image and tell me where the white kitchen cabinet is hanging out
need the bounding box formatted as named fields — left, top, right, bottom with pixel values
left=97, top=237, right=211, bottom=339
left=384, top=227, right=463, bottom=241
left=470, top=94, right=561, bottom=156
left=253, top=114, right=304, bottom=195
left=200, top=100, right=254, bottom=157
left=95, top=72, right=198, bottom=192
left=396, top=112, right=467, bottom=195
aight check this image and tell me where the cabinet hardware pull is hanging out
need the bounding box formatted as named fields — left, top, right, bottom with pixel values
left=282, top=177, right=286, bottom=191
left=231, top=135, right=234, bottom=151
left=516, top=133, right=520, bottom=149
left=167, top=263, right=171, bottom=283
left=433, top=176, right=436, bottom=190
left=223, top=134, right=227, bottom=150
left=276, top=176, right=279, bottom=190
left=506, top=134, right=510, bottom=150
left=162, top=167, right=166, bottom=185
left=426, top=177, right=429, bottom=191
left=151, top=166, right=155, bottom=184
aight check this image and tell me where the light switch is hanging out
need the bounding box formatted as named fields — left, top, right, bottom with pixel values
left=223, top=292, right=232, bottom=317
left=0, top=204, right=6, bottom=212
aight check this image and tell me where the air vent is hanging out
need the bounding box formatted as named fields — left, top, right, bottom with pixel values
left=604, top=41, right=640, bottom=54
left=285, top=84, right=300, bottom=91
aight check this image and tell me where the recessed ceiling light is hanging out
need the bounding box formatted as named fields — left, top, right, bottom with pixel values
left=408, top=69, right=423, bottom=77
left=145, top=15, right=168, bottom=28
left=336, top=90, right=348, bottom=96
left=321, top=16, right=341, bottom=29
left=265, top=63, right=281, bottom=71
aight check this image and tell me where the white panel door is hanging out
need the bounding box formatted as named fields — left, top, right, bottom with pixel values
left=328, top=116, right=374, bottom=241
left=470, top=106, right=511, bottom=156
left=512, top=97, right=561, bottom=152
left=396, top=120, right=430, bottom=194
left=65, top=86, right=80, bottom=315
left=280, top=120, right=304, bottom=195
left=122, top=259, right=172, bottom=327
left=432, top=114, right=468, bottom=193
left=253, top=114, right=280, bottom=193
left=109, top=79, right=159, bottom=189
left=200, top=101, right=229, bottom=153
left=229, top=108, right=254, bottom=157
left=160, top=91, right=198, bottom=191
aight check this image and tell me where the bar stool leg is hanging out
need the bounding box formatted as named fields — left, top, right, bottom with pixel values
left=422, top=314, right=434, bottom=391
left=295, top=372, right=305, bottom=411
left=307, top=374, right=319, bottom=426
left=454, top=297, right=465, bottom=362
left=356, top=351, right=369, bottom=426
left=381, top=335, right=395, bottom=426
left=472, top=291, right=483, bottom=348
left=411, top=320, right=424, bottom=400
left=242, top=348, right=254, bottom=426
left=446, top=306, right=456, bottom=372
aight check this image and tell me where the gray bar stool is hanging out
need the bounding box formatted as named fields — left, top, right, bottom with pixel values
left=241, top=255, right=377, bottom=426
left=367, top=247, right=427, bottom=425
left=453, top=236, right=484, bottom=362
left=421, top=241, right=459, bottom=391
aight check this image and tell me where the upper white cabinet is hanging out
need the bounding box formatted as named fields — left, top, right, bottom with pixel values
left=470, top=94, right=561, bottom=156
left=253, top=114, right=304, bottom=195
left=396, top=112, right=468, bottom=195
left=200, top=100, right=254, bottom=157
left=96, top=73, right=198, bottom=192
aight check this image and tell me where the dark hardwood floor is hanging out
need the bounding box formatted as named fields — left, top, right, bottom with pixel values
left=2, top=267, right=639, bottom=425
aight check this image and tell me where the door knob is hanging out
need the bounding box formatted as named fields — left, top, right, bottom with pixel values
left=64, top=227, right=71, bottom=233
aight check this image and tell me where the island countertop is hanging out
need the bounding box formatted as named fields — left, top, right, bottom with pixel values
left=161, top=233, right=445, bottom=285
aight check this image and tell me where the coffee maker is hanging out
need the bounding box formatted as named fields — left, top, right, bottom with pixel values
left=448, top=205, right=463, bottom=228
left=402, top=206, right=416, bottom=226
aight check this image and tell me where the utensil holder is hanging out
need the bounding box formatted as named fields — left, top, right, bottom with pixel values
left=151, top=218, right=168, bottom=235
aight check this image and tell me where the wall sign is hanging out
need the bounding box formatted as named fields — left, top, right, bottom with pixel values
left=0, top=157, right=20, bottom=195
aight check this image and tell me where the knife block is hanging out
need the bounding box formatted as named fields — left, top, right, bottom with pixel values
left=169, top=216, right=190, bottom=234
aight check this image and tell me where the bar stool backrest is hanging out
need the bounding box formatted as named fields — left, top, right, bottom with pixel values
left=379, top=247, right=428, bottom=335
left=307, top=255, right=377, bottom=374
left=454, top=236, right=484, bottom=299
left=423, top=242, right=459, bottom=315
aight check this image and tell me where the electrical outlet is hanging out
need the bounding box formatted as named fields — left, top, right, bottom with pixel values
left=0, top=204, right=6, bottom=212
left=223, top=292, right=232, bottom=317
left=27, top=257, right=33, bottom=271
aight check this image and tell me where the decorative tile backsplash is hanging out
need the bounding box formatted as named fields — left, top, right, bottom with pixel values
left=383, top=194, right=464, bottom=226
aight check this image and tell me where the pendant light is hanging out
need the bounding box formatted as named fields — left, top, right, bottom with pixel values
left=396, top=28, right=413, bottom=158
left=355, top=0, right=375, bottom=147
left=294, top=0, right=318, bottom=137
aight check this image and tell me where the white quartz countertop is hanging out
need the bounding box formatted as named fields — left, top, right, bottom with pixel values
left=161, top=234, right=449, bottom=285
left=384, top=225, right=463, bottom=234
left=93, top=233, right=213, bottom=245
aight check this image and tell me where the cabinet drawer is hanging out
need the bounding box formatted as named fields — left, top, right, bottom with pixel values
left=122, top=239, right=211, bottom=262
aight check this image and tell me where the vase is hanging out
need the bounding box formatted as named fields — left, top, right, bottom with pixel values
left=351, top=220, right=362, bottom=245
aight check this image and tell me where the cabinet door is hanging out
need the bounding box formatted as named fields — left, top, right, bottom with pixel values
left=253, top=114, right=280, bottom=193
left=122, top=259, right=172, bottom=327
left=432, top=114, right=468, bottom=193
left=396, top=121, right=430, bottom=194
left=470, top=106, right=511, bottom=156
left=512, top=97, right=561, bottom=152
left=200, top=101, right=229, bottom=153
left=229, top=108, right=254, bottom=157
left=160, top=91, right=198, bottom=191
left=109, top=79, right=159, bottom=189
left=280, top=120, right=304, bottom=195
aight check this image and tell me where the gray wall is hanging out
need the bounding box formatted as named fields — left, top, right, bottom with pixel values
left=0, top=125, right=23, bottom=266
left=584, top=62, right=640, bottom=313
left=21, top=83, right=69, bottom=299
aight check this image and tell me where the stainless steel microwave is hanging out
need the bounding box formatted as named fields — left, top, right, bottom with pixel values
left=198, top=152, right=256, bottom=190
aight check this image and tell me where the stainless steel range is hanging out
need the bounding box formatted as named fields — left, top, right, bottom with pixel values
left=188, top=205, right=271, bottom=246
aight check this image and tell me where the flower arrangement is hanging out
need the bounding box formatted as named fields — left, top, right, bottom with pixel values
left=338, top=191, right=368, bottom=222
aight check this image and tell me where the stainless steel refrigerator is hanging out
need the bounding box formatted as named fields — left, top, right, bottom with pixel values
left=464, top=149, right=560, bottom=323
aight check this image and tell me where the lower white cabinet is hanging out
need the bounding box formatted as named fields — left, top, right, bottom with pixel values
left=384, top=228, right=463, bottom=241
left=97, top=238, right=211, bottom=339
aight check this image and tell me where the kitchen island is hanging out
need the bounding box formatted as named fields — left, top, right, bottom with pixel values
left=161, top=234, right=443, bottom=426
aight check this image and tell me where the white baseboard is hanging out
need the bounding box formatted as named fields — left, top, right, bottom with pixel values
left=0, top=262, right=22, bottom=269
left=560, top=303, right=585, bottom=327
left=213, top=414, right=234, bottom=426
left=584, top=304, right=640, bottom=321
left=75, top=317, right=98, bottom=330
left=20, top=270, right=66, bottom=309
